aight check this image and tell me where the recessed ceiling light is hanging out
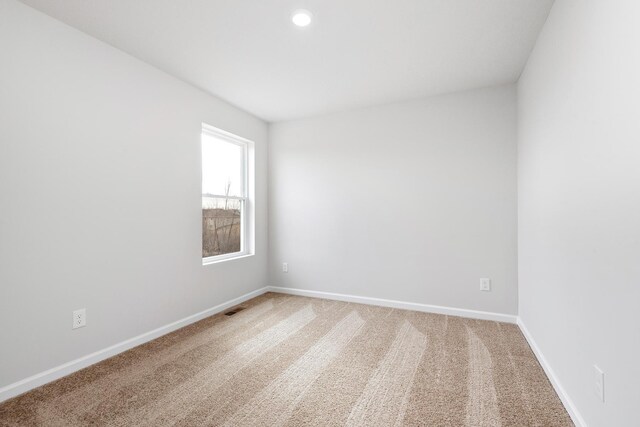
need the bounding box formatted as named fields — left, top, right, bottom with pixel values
left=292, top=10, right=312, bottom=27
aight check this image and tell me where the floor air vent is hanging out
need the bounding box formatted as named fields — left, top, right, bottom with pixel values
left=224, top=306, right=246, bottom=316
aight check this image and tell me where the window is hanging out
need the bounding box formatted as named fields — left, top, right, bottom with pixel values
left=201, top=124, right=253, bottom=264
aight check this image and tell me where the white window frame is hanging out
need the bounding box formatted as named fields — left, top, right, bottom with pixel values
left=201, top=123, right=254, bottom=265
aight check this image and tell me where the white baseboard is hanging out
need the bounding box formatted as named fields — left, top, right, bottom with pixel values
left=0, top=286, right=269, bottom=403
left=267, top=286, right=518, bottom=324
left=517, top=318, right=586, bottom=427
left=1, top=284, right=581, bottom=427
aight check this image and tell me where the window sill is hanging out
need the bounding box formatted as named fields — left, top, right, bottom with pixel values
left=202, top=253, right=254, bottom=266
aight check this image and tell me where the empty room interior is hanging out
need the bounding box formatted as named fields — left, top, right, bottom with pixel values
left=0, top=0, right=638, bottom=426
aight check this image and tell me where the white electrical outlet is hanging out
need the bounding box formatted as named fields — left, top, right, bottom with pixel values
left=73, top=308, right=86, bottom=329
left=594, top=365, right=604, bottom=402
left=282, top=262, right=288, bottom=273
left=480, top=278, right=491, bottom=291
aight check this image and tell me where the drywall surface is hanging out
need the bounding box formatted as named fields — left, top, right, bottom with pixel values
left=0, top=0, right=267, bottom=388
left=518, top=1, right=640, bottom=425
left=269, top=85, right=517, bottom=315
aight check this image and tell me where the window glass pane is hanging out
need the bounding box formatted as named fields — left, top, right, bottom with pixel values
left=202, top=197, right=242, bottom=257
left=202, top=133, right=244, bottom=197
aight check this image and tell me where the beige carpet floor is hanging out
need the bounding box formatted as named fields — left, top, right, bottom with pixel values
left=0, top=293, right=573, bottom=426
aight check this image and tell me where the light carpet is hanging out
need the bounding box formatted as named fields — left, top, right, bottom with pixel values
left=0, top=293, right=573, bottom=426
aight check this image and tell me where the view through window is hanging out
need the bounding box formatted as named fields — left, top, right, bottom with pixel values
left=201, top=125, right=249, bottom=261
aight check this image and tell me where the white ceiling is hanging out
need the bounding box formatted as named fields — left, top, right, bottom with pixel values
left=20, top=0, right=554, bottom=122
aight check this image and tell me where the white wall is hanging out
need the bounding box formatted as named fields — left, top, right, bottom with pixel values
left=269, top=85, right=517, bottom=315
left=0, top=0, right=268, bottom=389
left=518, top=1, right=640, bottom=425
